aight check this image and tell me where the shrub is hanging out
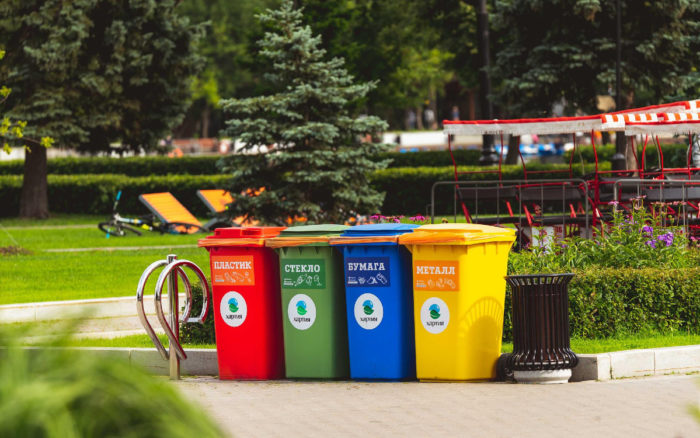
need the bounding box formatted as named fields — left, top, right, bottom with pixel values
left=0, top=325, right=223, bottom=437
left=371, top=162, right=605, bottom=215
left=502, top=266, right=700, bottom=341
left=381, top=149, right=482, bottom=168
left=0, top=162, right=604, bottom=217
left=564, top=142, right=690, bottom=169
left=180, top=283, right=216, bottom=345
left=509, top=201, right=695, bottom=273
left=0, top=156, right=222, bottom=176
left=0, top=147, right=560, bottom=176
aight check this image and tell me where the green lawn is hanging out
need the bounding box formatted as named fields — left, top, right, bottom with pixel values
left=0, top=247, right=211, bottom=304
left=502, top=332, right=700, bottom=354
left=35, top=332, right=700, bottom=355
left=0, top=225, right=203, bottom=250
left=22, top=333, right=217, bottom=350
left=0, top=214, right=104, bottom=227
left=0, top=215, right=212, bottom=304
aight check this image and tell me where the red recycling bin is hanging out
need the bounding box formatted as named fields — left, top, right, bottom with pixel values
left=198, top=227, right=286, bottom=379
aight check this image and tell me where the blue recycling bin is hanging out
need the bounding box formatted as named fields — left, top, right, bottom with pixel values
left=330, top=223, right=418, bottom=380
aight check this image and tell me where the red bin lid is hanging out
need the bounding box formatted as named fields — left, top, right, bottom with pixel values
left=198, top=226, right=286, bottom=248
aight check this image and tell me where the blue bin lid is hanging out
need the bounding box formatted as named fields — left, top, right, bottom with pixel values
left=341, top=223, right=419, bottom=237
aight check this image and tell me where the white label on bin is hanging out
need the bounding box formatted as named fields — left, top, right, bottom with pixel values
left=220, top=291, right=247, bottom=328
left=420, top=297, right=449, bottom=334
left=288, top=294, right=316, bottom=330
left=353, top=293, right=384, bottom=330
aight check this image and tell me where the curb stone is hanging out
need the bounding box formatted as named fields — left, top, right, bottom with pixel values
left=0, top=295, right=185, bottom=323
left=20, top=347, right=218, bottom=377
left=15, top=345, right=700, bottom=380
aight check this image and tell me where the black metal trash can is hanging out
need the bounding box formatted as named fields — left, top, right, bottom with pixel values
left=504, top=273, right=578, bottom=383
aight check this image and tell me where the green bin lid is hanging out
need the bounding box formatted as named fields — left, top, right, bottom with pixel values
left=279, top=224, right=349, bottom=237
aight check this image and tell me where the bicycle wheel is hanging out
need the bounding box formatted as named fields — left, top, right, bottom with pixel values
left=98, top=221, right=142, bottom=237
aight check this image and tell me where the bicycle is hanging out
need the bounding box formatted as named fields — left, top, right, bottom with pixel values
left=98, top=191, right=206, bottom=237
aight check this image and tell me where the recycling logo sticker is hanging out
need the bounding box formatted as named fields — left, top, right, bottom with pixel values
left=220, top=291, right=247, bottom=328
left=353, top=293, right=383, bottom=330
left=288, top=293, right=316, bottom=330
left=420, top=297, right=449, bottom=334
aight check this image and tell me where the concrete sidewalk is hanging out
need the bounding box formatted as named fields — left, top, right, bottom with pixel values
left=177, top=375, right=700, bottom=438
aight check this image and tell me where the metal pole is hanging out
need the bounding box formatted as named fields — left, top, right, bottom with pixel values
left=611, top=0, right=627, bottom=171
left=167, top=254, right=180, bottom=380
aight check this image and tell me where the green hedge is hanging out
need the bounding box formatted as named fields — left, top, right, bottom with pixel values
left=0, top=156, right=223, bottom=176
left=565, top=142, right=690, bottom=169
left=179, top=266, right=700, bottom=343
left=0, top=174, right=229, bottom=217
left=1, top=144, right=686, bottom=177
left=0, top=162, right=606, bottom=217
left=384, top=149, right=482, bottom=167
left=0, top=149, right=483, bottom=176
left=502, top=267, right=700, bottom=341
left=371, top=162, right=606, bottom=215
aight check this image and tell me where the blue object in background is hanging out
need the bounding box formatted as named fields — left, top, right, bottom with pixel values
left=336, top=223, right=418, bottom=380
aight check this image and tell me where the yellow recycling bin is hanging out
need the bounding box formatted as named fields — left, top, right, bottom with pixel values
left=398, top=223, right=516, bottom=381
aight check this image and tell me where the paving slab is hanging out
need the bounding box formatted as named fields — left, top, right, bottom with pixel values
left=176, top=375, right=700, bottom=438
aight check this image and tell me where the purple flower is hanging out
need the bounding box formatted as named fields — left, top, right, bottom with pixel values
left=410, top=215, right=426, bottom=222
left=393, top=218, right=400, bottom=223
left=370, top=214, right=380, bottom=220
left=608, top=201, right=619, bottom=206
left=657, top=232, right=674, bottom=247
left=642, top=225, right=653, bottom=236
left=645, top=239, right=657, bottom=248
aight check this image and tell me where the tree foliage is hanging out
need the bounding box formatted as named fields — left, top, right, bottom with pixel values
left=0, top=50, right=52, bottom=154
left=0, top=0, right=203, bottom=151
left=491, top=0, right=700, bottom=116
left=176, top=0, right=457, bottom=130
left=175, top=0, right=277, bottom=137
left=300, top=0, right=455, bottom=117
left=0, top=0, right=202, bottom=217
left=220, top=0, right=390, bottom=224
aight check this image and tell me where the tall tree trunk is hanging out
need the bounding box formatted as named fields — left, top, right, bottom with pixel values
left=415, top=106, right=424, bottom=130
left=505, top=135, right=520, bottom=165
left=467, top=88, right=476, bottom=120
left=201, top=104, right=210, bottom=138
left=19, top=144, right=49, bottom=219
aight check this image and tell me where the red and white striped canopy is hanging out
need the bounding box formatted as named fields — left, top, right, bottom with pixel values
left=443, top=115, right=601, bottom=136
left=625, top=112, right=700, bottom=136
left=443, top=99, right=699, bottom=136
left=600, top=113, right=659, bottom=131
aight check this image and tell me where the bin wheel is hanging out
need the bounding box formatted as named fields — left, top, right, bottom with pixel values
left=496, top=353, right=514, bottom=382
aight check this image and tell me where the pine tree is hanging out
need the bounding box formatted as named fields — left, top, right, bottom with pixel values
left=220, top=0, right=390, bottom=225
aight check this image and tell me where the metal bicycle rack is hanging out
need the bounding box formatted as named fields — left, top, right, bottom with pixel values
left=136, top=254, right=211, bottom=379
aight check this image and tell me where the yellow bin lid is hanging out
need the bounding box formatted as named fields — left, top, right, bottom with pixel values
left=398, top=223, right=516, bottom=246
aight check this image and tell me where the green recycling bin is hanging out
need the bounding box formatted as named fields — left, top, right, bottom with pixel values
left=266, top=224, right=350, bottom=379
